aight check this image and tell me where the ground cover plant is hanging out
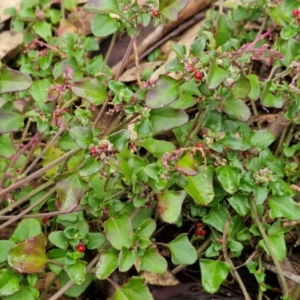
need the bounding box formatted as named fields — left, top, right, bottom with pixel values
left=0, top=0, right=300, bottom=299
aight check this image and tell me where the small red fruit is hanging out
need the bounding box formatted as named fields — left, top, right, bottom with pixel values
left=196, top=143, right=203, bottom=149
left=196, top=222, right=203, bottom=228
left=187, top=65, right=195, bottom=73
left=194, top=71, right=203, bottom=80
left=195, top=229, right=206, bottom=237
left=292, top=9, right=299, bottom=17
left=152, top=10, right=159, bottom=17
left=77, top=243, right=86, bottom=253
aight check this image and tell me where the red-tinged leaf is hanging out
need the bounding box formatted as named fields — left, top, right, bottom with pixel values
left=145, top=75, right=179, bottom=108
left=55, top=172, right=89, bottom=213
left=71, top=77, right=107, bottom=105
left=0, top=66, right=32, bottom=93
left=8, top=234, right=47, bottom=274
left=175, top=151, right=199, bottom=175
left=157, top=190, right=186, bottom=223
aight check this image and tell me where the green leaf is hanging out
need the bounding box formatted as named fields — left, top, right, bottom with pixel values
left=33, top=21, right=52, bottom=41
left=108, top=129, right=130, bottom=152
left=10, top=219, right=42, bottom=243
left=48, top=231, right=69, bottom=249
left=112, top=277, right=153, bottom=300
left=0, top=103, right=24, bottom=133
left=175, top=151, right=199, bottom=176
left=171, top=45, right=186, bottom=58
left=262, top=82, right=284, bottom=108
left=8, top=234, right=47, bottom=274
left=149, top=107, right=188, bottom=134
left=249, top=130, right=275, bottom=151
left=281, top=25, right=298, bottom=40
left=59, top=272, right=95, bottom=298
left=259, top=233, right=286, bottom=261
left=140, top=248, right=167, bottom=274
left=91, top=14, right=119, bottom=37
left=0, top=240, right=15, bottom=263
left=28, top=79, right=51, bottom=102
left=86, top=232, right=106, bottom=250
left=69, top=126, right=93, bottom=149
left=55, top=172, right=89, bottom=213
left=1, top=286, right=39, bottom=300
left=83, top=0, right=120, bottom=13
left=269, top=196, right=300, bottom=220
left=104, top=213, right=132, bottom=250
left=199, top=259, right=230, bottom=293
left=79, top=156, right=102, bottom=177
left=207, top=60, right=229, bottom=89
left=247, top=74, right=260, bottom=100
left=184, top=165, right=214, bottom=205
left=231, top=74, right=250, bottom=99
left=216, top=166, right=241, bottom=194
left=215, top=14, right=232, bottom=48
left=222, top=98, right=250, bottom=121
left=168, top=234, right=197, bottom=265
left=138, top=137, right=176, bottom=158
left=145, top=75, right=179, bottom=108
left=157, top=190, right=186, bottom=223
left=0, top=269, right=20, bottom=296
left=65, top=261, right=87, bottom=285
left=118, top=248, right=137, bottom=272
left=228, top=194, right=250, bottom=216
left=95, top=249, right=118, bottom=279
left=0, top=134, right=15, bottom=158
left=159, top=0, right=188, bottom=21
left=203, top=202, right=230, bottom=232
left=0, top=66, right=32, bottom=93
left=71, top=77, right=107, bottom=105
left=190, top=37, right=207, bottom=56
left=135, top=218, right=156, bottom=239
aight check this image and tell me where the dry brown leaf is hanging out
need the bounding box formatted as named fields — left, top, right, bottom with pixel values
left=140, top=270, right=180, bottom=286
left=118, top=61, right=164, bottom=82
left=0, top=0, right=22, bottom=23
left=0, top=30, right=22, bottom=60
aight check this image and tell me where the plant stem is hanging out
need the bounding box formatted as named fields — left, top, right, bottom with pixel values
left=249, top=198, right=290, bottom=297
left=101, top=32, right=117, bottom=73
left=223, top=219, right=251, bottom=300
left=0, top=132, right=41, bottom=188
left=0, top=147, right=80, bottom=200
left=0, top=187, right=56, bottom=230
left=24, top=124, right=67, bottom=175
left=0, top=180, right=54, bottom=216
left=93, top=30, right=139, bottom=127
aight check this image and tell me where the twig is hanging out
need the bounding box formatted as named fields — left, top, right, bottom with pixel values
left=0, top=147, right=80, bottom=199
left=0, top=187, right=55, bottom=230
left=250, top=198, right=290, bottom=297
left=222, top=219, right=251, bottom=300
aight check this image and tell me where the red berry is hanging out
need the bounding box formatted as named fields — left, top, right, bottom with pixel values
left=152, top=10, right=159, bottom=17
left=77, top=243, right=86, bottom=253
left=292, top=9, right=299, bottom=17
left=195, top=229, right=206, bottom=236
left=194, top=71, right=203, bottom=80
left=196, top=222, right=203, bottom=228
left=196, top=143, right=203, bottom=149
left=187, top=65, right=195, bottom=73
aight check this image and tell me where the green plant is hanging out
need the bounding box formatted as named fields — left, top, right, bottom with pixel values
left=1, top=0, right=300, bottom=299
